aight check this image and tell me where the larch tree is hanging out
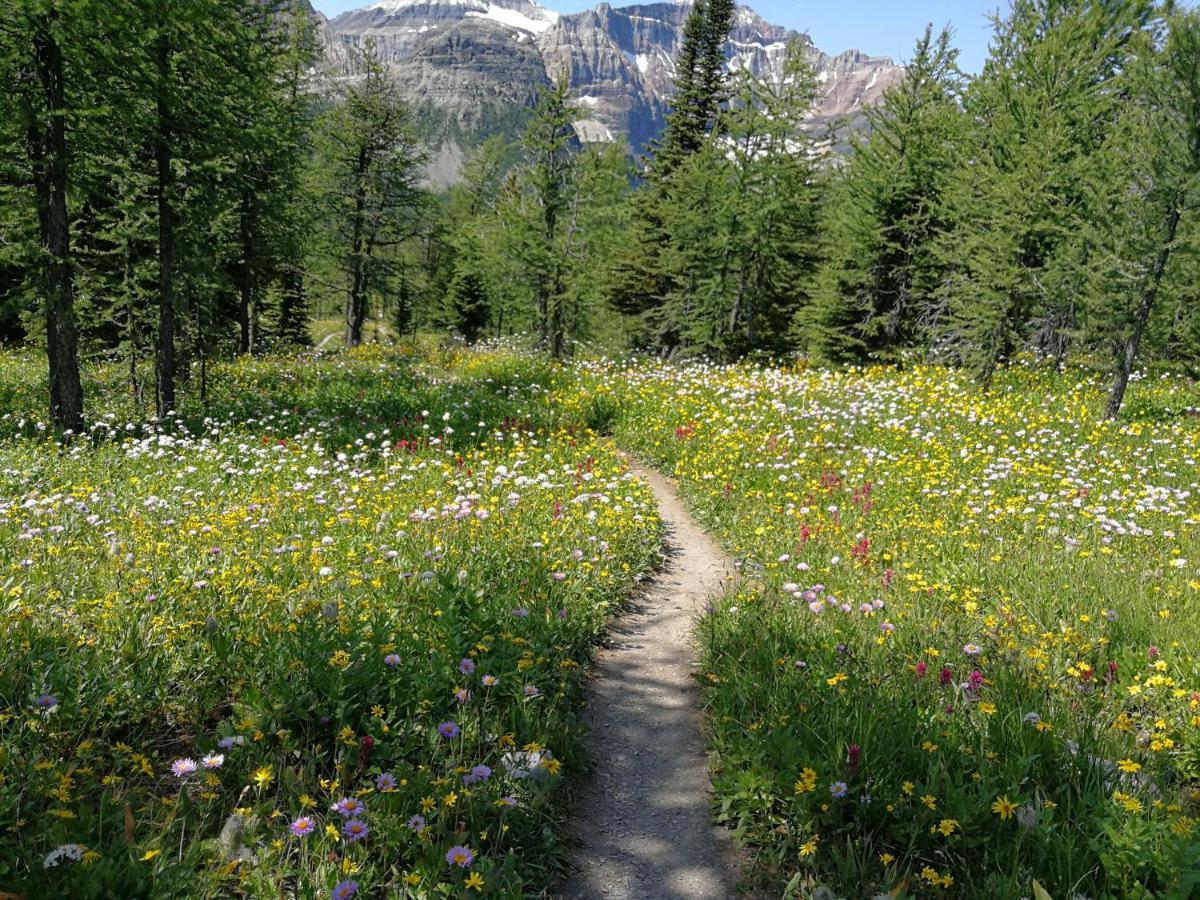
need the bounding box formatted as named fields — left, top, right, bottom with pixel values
left=2, top=0, right=87, bottom=432
left=311, top=45, right=426, bottom=349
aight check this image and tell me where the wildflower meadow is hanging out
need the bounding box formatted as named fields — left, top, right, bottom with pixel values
left=564, top=358, right=1200, bottom=897
left=0, top=346, right=660, bottom=897
left=3, top=344, right=1200, bottom=898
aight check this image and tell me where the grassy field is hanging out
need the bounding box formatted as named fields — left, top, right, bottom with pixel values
left=561, top=358, right=1200, bottom=897
left=0, top=345, right=659, bottom=898
left=5, top=343, right=1200, bottom=898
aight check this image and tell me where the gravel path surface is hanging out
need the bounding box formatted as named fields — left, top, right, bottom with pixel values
left=560, top=461, right=745, bottom=900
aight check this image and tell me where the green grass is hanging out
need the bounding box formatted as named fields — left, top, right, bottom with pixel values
left=560, top=357, right=1200, bottom=898
left=0, top=344, right=659, bottom=898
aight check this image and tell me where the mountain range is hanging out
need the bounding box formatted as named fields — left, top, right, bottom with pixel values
left=313, top=0, right=905, bottom=181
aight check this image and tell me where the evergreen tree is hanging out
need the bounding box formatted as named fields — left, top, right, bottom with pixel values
left=934, top=0, right=1157, bottom=385
left=613, top=0, right=740, bottom=350
left=2, top=0, right=88, bottom=431
left=311, top=45, right=426, bottom=349
left=648, top=43, right=822, bottom=360
left=1090, top=7, right=1200, bottom=417
left=800, top=27, right=964, bottom=363
left=517, top=73, right=578, bottom=359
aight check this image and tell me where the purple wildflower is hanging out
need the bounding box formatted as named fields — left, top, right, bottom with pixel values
left=331, top=797, right=365, bottom=818
left=332, top=880, right=359, bottom=900
left=341, top=819, right=369, bottom=843
left=463, top=764, right=492, bottom=785
left=445, top=844, right=475, bottom=867
left=438, top=721, right=460, bottom=740
left=290, top=816, right=316, bottom=837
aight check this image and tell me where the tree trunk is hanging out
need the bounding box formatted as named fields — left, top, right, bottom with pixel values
left=1106, top=200, right=1182, bottom=420
left=345, top=154, right=368, bottom=348
left=154, top=28, right=176, bottom=418
left=279, top=267, right=308, bottom=345
left=237, top=200, right=257, bottom=354
left=30, top=15, right=84, bottom=434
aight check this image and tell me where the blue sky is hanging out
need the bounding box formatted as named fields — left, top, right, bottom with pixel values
left=313, top=1, right=1005, bottom=72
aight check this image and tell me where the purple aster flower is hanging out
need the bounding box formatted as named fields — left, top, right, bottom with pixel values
left=511, top=607, right=529, bottom=618
left=462, top=764, right=491, bottom=785
left=481, top=674, right=498, bottom=687
left=523, top=685, right=541, bottom=698
left=830, top=781, right=849, bottom=799
left=201, top=753, right=224, bottom=769
left=498, top=795, right=518, bottom=807
left=217, top=736, right=240, bottom=750
left=331, top=797, right=365, bottom=818
left=375, top=772, right=398, bottom=792
left=170, top=758, right=198, bottom=779
left=963, top=643, right=983, bottom=657
left=341, top=819, right=369, bottom=843
left=455, top=688, right=471, bottom=703
left=384, top=653, right=401, bottom=667
left=438, top=721, right=460, bottom=740
left=406, top=814, right=427, bottom=833
left=290, top=816, right=316, bottom=837
left=445, top=844, right=475, bottom=867
left=33, top=694, right=58, bottom=711
left=458, top=658, right=476, bottom=675
left=332, top=880, right=359, bottom=900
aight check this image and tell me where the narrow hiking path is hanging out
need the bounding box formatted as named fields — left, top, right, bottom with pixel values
left=562, top=460, right=744, bottom=900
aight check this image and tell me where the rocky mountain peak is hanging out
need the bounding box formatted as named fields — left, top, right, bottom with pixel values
left=321, top=0, right=904, bottom=179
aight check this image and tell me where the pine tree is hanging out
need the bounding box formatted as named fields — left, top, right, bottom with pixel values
left=1093, top=7, right=1200, bottom=417
left=2, top=0, right=88, bottom=432
left=800, top=27, right=964, bottom=363
left=518, top=73, right=578, bottom=359
left=613, top=0, right=740, bottom=351
left=311, top=44, right=426, bottom=349
left=934, top=0, right=1157, bottom=384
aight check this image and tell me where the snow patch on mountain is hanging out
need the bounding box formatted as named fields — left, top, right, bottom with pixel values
left=465, top=3, right=557, bottom=34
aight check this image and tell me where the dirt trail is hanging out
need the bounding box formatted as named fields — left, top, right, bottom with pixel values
left=561, top=461, right=744, bottom=900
